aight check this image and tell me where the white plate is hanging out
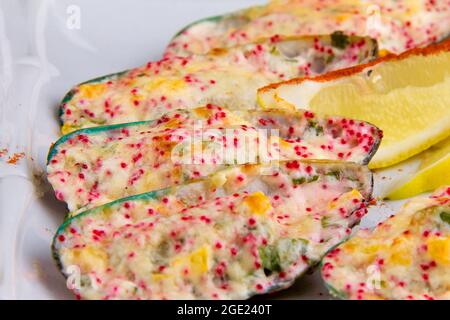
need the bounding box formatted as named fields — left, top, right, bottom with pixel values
left=0, top=0, right=417, bottom=300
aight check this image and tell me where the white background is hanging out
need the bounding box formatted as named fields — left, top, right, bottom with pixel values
left=0, top=0, right=413, bottom=299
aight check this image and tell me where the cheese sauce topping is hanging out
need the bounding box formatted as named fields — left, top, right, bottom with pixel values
left=48, top=105, right=381, bottom=212
left=167, top=0, right=450, bottom=57
left=53, top=161, right=373, bottom=300
left=322, top=186, right=450, bottom=300
left=60, top=35, right=376, bottom=133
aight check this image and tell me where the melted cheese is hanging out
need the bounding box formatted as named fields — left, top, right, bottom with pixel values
left=167, top=0, right=450, bottom=56
left=60, top=35, right=376, bottom=132
left=53, top=160, right=372, bottom=300
left=64, top=246, right=108, bottom=273
left=243, top=191, right=272, bottom=215
left=427, top=237, right=450, bottom=266
left=322, top=186, right=450, bottom=300
left=48, top=106, right=381, bottom=212
left=78, top=83, right=107, bottom=99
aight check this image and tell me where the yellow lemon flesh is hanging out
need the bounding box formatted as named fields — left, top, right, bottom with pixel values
left=258, top=45, right=450, bottom=169
left=387, top=137, right=450, bottom=200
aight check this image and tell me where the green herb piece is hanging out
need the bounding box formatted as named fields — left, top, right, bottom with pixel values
left=259, top=245, right=282, bottom=274
left=308, top=121, right=324, bottom=136
left=326, top=54, right=335, bottom=64
left=326, top=171, right=341, bottom=180
left=316, top=125, right=324, bottom=135
left=440, top=211, right=450, bottom=224
left=270, top=45, right=279, bottom=55
left=331, top=31, right=350, bottom=49
left=292, top=177, right=306, bottom=185
left=292, top=175, right=319, bottom=185
left=321, top=216, right=330, bottom=227
left=259, top=239, right=309, bottom=275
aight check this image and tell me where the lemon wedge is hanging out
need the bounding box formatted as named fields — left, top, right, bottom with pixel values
left=387, top=137, right=450, bottom=200
left=258, top=41, right=450, bottom=169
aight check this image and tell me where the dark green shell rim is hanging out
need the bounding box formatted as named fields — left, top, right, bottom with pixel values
left=51, top=186, right=170, bottom=277
left=58, top=70, right=129, bottom=125
left=47, top=119, right=152, bottom=164
left=173, top=14, right=225, bottom=38
left=53, top=187, right=170, bottom=240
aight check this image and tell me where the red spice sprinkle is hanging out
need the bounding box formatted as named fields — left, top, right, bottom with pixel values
left=286, top=160, right=300, bottom=169
left=58, top=235, right=65, bottom=242
left=215, top=266, right=224, bottom=276
left=132, top=153, right=143, bottom=163
left=6, top=152, right=25, bottom=165
left=200, top=215, right=211, bottom=224
left=92, top=229, right=105, bottom=237
left=304, top=111, right=314, bottom=118
left=421, top=264, right=430, bottom=271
